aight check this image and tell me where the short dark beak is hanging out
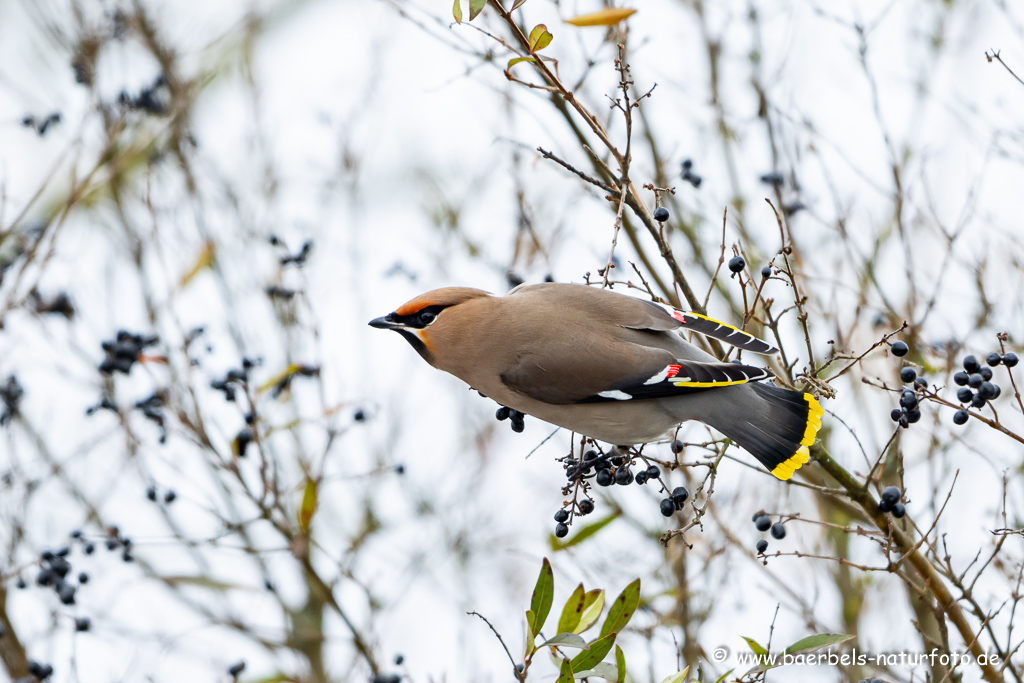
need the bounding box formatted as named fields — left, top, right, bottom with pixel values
left=369, top=314, right=400, bottom=330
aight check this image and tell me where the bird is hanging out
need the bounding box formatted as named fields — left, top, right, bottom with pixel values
left=369, top=282, right=822, bottom=480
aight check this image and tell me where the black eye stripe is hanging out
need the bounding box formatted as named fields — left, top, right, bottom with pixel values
left=391, top=304, right=448, bottom=329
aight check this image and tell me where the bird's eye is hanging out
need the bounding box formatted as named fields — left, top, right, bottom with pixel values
left=418, top=311, right=436, bottom=326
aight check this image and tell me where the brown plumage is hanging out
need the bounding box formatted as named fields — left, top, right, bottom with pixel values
left=370, top=283, right=822, bottom=479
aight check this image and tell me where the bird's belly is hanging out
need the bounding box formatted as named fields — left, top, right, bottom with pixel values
left=514, top=397, right=680, bottom=445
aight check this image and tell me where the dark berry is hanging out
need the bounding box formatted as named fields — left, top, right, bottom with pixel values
left=615, top=468, right=633, bottom=485
left=878, top=497, right=894, bottom=512
left=892, top=502, right=906, bottom=519
left=971, top=393, right=987, bottom=409
left=146, top=486, right=157, bottom=502
left=890, top=408, right=903, bottom=422
left=122, top=550, right=134, bottom=563
left=914, top=377, right=927, bottom=390
left=755, top=539, right=768, bottom=554
left=987, top=352, right=1002, bottom=367
left=554, top=522, right=569, bottom=538
left=659, top=499, right=676, bottom=517
left=761, top=266, right=772, bottom=278
left=754, top=514, right=772, bottom=532
left=16, top=577, right=26, bottom=589
left=78, top=572, right=88, bottom=584
left=164, top=490, right=176, bottom=504
left=554, top=509, right=569, bottom=523
left=510, top=418, right=525, bottom=433
left=83, top=543, right=95, bottom=555
left=55, top=546, right=70, bottom=557
left=899, top=391, right=918, bottom=410
left=670, top=439, right=684, bottom=454
left=957, top=387, right=973, bottom=404
left=728, top=256, right=745, bottom=274
left=69, top=530, right=83, bottom=540
left=654, top=207, right=670, bottom=222
left=1003, top=352, right=1018, bottom=368
left=881, top=486, right=902, bottom=505
left=963, top=355, right=981, bottom=373
left=228, top=661, right=246, bottom=677
left=395, top=464, right=405, bottom=475
left=579, top=499, right=595, bottom=515
left=890, top=341, right=909, bottom=357
left=395, top=654, right=405, bottom=666
left=596, top=470, right=613, bottom=487
left=583, top=450, right=598, bottom=461
left=59, top=584, right=76, bottom=605
left=645, top=465, right=660, bottom=479
left=905, top=409, right=921, bottom=423
left=770, top=523, right=786, bottom=539
left=681, top=158, right=693, bottom=171
left=353, top=409, right=366, bottom=422
left=953, top=371, right=969, bottom=386
left=978, top=382, right=998, bottom=400
left=980, top=366, right=993, bottom=381
left=634, top=471, right=648, bottom=485
left=495, top=407, right=510, bottom=421
left=900, top=367, right=916, bottom=383
left=671, top=486, right=689, bottom=506
left=75, top=616, right=91, bottom=632
left=760, top=171, right=785, bottom=186
left=953, top=409, right=969, bottom=425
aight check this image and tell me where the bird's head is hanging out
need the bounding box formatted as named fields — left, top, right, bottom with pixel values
left=369, top=287, right=492, bottom=363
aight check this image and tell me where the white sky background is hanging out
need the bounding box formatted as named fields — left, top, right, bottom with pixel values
left=1, top=0, right=1023, bottom=682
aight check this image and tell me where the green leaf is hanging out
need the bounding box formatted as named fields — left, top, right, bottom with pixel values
left=452, top=0, right=462, bottom=23
left=658, top=667, right=690, bottom=683
left=570, top=632, right=617, bottom=672
left=742, top=636, right=768, bottom=657
left=506, top=56, right=536, bottom=69
left=552, top=512, right=618, bottom=549
left=528, top=24, right=553, bottom=52
left=713, top=670, right=734, bottom=683
left=574, top=662, right=619, bottom=680
left=615, top=645, right=626, bottom=683
left=557, top=657, right=575, bottom=683
left=511, top=0, right=528, bottom=9
left=558, top=584, right=587, bottom=634
left=541, top=633, right=590, bottom=650
left=783, top=633, right=855, bottom=656
left=469, top=0, right=486, bottom=20
left=575, top=589, right=604, bottom=633
left=528, top=558, right=555, bottom=637
left=298, top=478, right=317, bottom=534
left=600, top=578, right=640, bottom=639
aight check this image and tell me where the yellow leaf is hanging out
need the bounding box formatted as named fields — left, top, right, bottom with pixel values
left=564, top=7, right=636, bottom=26
left=507, top=56, right=537, bottom=69
left=529, top=24, right=553, bottom=52
left=257, top=364, right=301, bottom=394
left=298, top=478, right=317, bottom=534
left=453, top=0, right=462, bottom=24
left=180, top=240, right=216, bottom=287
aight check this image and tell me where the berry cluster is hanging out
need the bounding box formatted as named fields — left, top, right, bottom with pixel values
left=878, top=486, right=906, bottom=518
left=27, top=288, right=74, bottom=318
left=116, top=75, right=169, bottom=115
left=890, top=365, right=925, bottom=428
left=134, top=391, right=169, bottom=443
left=495, top=406, right=526, bottom=433
left=99, top=331, right=159, bottom=375
left=680, top=159, right=703, bottom=188
left=26, top=660, right=55, bottom=680
left=951, top=353, right=1014, bottom=425
left=752, top=511, right=786, bottom=554
left=0, top=375, right=24, bottom=426
left=552, top=500, right=595, bottom=538
left=659, top=486, right=689, bottom=517
left=21, top=112, right=61, bottom=137
left=146, top=485, right=177, bottom=504
left=210, top=359, right=257, bottom=402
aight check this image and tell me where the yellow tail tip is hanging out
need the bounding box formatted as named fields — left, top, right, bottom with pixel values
left=770, top=394, right=823, bottom=480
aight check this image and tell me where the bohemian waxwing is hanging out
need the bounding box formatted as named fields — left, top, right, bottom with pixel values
left=370, top=282, right=823, bottom=480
